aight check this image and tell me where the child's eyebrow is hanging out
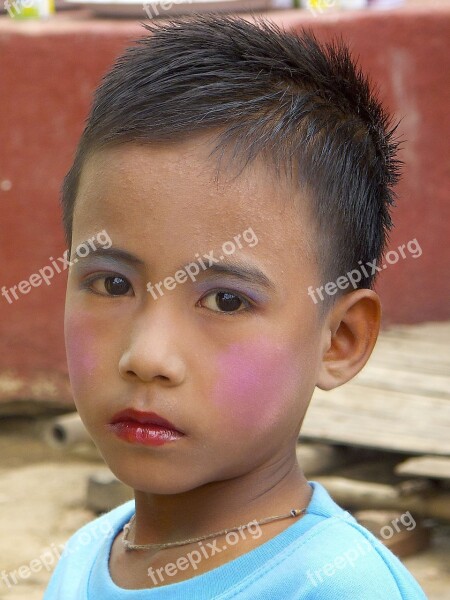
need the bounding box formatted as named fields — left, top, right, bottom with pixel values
left=74, top=246, right=145, bottom=268
left=195, top=261, right=276, bottom=292
left=75, top=245, right=275, bottom=291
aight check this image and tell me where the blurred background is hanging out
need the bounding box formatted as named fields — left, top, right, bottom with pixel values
left=0, top=1, right=449, bottom=598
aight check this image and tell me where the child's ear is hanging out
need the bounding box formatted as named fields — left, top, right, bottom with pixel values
left=316, top=289, right=381, bottom=391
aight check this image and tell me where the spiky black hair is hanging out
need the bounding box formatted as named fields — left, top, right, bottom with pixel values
left=62, top=14, right=401, bottom=301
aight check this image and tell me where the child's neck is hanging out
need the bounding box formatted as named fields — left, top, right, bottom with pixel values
left=131, top=456, right=311, bottom=547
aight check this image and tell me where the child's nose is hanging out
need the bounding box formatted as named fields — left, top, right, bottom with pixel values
left=118, top=309, right=187, bottom=386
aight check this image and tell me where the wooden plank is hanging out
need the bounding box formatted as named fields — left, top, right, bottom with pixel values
left=381, top=322, right=450, bottom=344
left=366, top=348, right=449, bottom=375
left=303, top=386, right=450, bottom=455
left=301, top=321, right=450, bottom=456
left=353, top=365, right=450, bottom=398
left=395, top=456, right=450, bottom=480
left=369, top=339, right=450, bottom=370
left=314, top=476, right=450, bottom=520
left=372, top=340, right=450, bottom=363
left=367, top=322, right=450, bottom=374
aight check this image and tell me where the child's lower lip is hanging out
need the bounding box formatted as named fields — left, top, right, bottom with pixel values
left=108, top=421, right=184, bottom=446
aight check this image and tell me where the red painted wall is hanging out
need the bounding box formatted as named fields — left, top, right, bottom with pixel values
left=0, top=4, right=449, bottom=407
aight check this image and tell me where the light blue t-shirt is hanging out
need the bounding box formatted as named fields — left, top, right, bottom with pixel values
left=43, top=481, right=427, bottom=599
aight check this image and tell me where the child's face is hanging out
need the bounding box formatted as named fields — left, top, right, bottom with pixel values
left=65, top=137, right=325, bottom=494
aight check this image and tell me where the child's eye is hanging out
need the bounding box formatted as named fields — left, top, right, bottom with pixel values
left=197, top=290, right=250, bottom=314
left=84, top=274, right=133, bottom=297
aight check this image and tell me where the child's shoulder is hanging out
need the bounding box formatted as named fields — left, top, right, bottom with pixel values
left=43, top=499, right=135, bottom=600
left=294, top=482, right=427, bottom=598
left=64, top=498, right=135, bottom=557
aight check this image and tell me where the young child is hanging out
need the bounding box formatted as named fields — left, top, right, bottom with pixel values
left=43, top=15, right=427, bottom=599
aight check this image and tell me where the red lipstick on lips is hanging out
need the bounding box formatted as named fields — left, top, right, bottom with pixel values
left=108, top=408, right=185, bottom=446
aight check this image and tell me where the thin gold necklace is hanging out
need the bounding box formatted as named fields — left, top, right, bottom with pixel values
left=122, top=505, right=307, bottom=552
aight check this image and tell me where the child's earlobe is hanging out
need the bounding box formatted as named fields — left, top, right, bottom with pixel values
left=316, top=289, right=381, bottom=391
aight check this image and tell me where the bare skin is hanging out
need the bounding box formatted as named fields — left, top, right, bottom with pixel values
left=65, top=134, right=380, bottom=590
left=109, top=462, right=311, bottom=589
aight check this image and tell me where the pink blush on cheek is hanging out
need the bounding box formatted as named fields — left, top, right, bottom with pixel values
left=212, top=341, right=300, bottom=429
left=65, top=315, right=99, bottom=385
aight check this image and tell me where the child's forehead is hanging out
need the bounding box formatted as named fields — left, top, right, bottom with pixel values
left=80, top=137, right=277, bottom=196
left=75, top=140, right=308, bottom=235
left=73, top=136, right=315, bottom=270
